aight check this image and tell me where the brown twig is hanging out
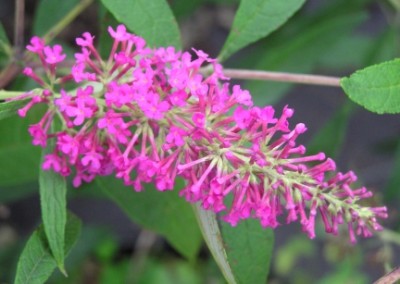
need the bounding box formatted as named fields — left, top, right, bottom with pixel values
left=42, top=0, right=94, bottom=44
left=0, top=63, right=21, bottom=89
left=374, top=267, right=400, bottom=284
left=223, top=69, right=342, bottom=87
left=0, top=0, right=93, bottom=89
left=0, top=0, right=26, bottom=89
left=126, top=230, right=158, bottom=283
left=14, top=0, right=25, bottom=54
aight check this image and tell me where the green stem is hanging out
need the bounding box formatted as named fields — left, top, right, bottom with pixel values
left=378, top=229, right=400, bottom=246
left=42, top=0, right=94, bottom=43
left=388, top=0, right=400, bottom=11
left=126, top=230, right=157, bottom=284
left=0, top=0, right=93, bottom=89
left=0, top=90, right=25, bottom=100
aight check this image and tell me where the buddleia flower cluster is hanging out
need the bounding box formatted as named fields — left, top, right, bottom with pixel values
left=14, top=24, right=387, bottom=242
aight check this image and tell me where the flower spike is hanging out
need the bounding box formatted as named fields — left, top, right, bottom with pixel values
left=17, top=24, right=387, bottom=243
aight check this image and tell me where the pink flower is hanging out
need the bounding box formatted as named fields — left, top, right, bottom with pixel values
left=43, top=45, right=66, bottom=64
left=74, top=48, right=91, bottom=63
left=17, top=26, right=387, bottom=243
left=232, top=85, right=252, bottom=107
left=23, top=67, right=44, bottom=85
left=98, top=111, right=131, bottom=144
left=233, top=106, right=251, bottom=129
left=17, top=95, right=42, bottom=117
left=55, top=90, right=73, bottom=112
left=76, top=32, right=95, bottom=47
left=169, top=90, right=188, bottom=107
left=192, top=113, right=205, bottom=128
left=58, top=87, right=97, bottom=126
left=108, top=24, right=130, bottom=41
left=42, top=153, right=62, bottom=172
left=187, top=74, right=207, bottom=97
left=26, top=36, right=45, bottom=53
left=28, top=124, right=47, bottom=147
left=72, top=62, right=97, bottom=82
left=57, top=133, right=81, bottom=164
left=156, top=46, right=181, bottom=62
left=138, top=93, right=170, bottom=120
left=132, top=68, right=154, bottom=90
left=168, top=68, right=188, bottom=90
left=81, top=151, right=103, bottom=171
left=166, top=126, right=186, bottom=146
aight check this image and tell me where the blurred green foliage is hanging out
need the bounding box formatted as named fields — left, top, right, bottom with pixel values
left=0, top=0, right=400, bottom=283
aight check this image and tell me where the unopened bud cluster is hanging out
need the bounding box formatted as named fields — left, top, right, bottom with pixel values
left=14, top=24, right=387, bottom=242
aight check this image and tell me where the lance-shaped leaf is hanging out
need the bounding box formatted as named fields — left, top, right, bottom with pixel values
left=100, top=0, right=182, bottom=48
left=33, top=0, right=80, bottom=36
left=218, top=0, right=306, bottom=62
left=39, top=140, right=68, bottom=274
left=0, top=99, right=29, bottom=121
left=14, top=213, right=81, bottom=284
left=341, top=59, right=400, bottom=114
left=97, top=176, right=202, bottom=261
left=0, top=22, right=9, bottom=45
left=193, top=204, right=274, bottom=284
left=0, top=22, right=11, bottom=56
left=246, top=12, right=366, bottom=106
left=384, top=141, right=400, bottom=202
left=0, top=143, right=41, bottom=187
left=307, top=101, right=355, bottom=158
left=0, top=106, right=44, bottom=187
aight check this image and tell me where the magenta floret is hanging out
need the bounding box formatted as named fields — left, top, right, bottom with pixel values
left=17, top=24, right=387, bottom=243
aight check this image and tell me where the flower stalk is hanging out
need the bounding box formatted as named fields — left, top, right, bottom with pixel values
left=13, top=24, right=387, bottom=242
left=222, top=69, right=341, bottom=87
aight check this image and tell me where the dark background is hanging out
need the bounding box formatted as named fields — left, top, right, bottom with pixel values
left=0, top=0, right=400, bottom=283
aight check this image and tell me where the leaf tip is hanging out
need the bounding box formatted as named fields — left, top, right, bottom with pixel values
left=58, top=264, right=68, bottom=277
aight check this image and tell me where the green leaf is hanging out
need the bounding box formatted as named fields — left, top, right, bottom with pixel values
left=275, top=236, right=315, bottom=275
left=218, top=0, right=306, bottom=61
left=0, top=183, right=38, bottom=204
left=341, top=59, right=400, bottom=114
left=169, top=0, right=202, bottom=19
left=14, top=212, right=82, bottom=284
left=0, top=144, right=41, bottom=187
left=362, top=27, right=398, bottom=66
left=97, top=177, right=202, bottom=261
left=33, top=0, right=80, bottom=36
left=39, top=142, right=68, bottom=273
left=387, top=0, right=400, bottom=11
left=317, top=35, right=373, bottom=70
left=0, top=106, right=44, bottom=187
left=317, top=256, right=367, bottom=284
left=319, top=27, right=397, bottom=71
left=193, top=205, right=236, bottom=283
left=307, top=101, right=355, bottom=158
left=97, top=4, right=120, bottom=59
left=220, top=220, right=274, bottom=283
left=136, top=258, right=203, bottom=284
left=0, top=22, right=11, bottom=56
left=193, top=204, right=274, bottom=284
left=319, top=27, right=397, bottom=70
left=245, top=12, right=366, bottom=106
left=0, top=99, right=29, bottom=120
left=384, top=141, right=400, bottom=202
left=100, top=0, right=182, bottom=48
left=0, top=22, right=10, bottom=45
